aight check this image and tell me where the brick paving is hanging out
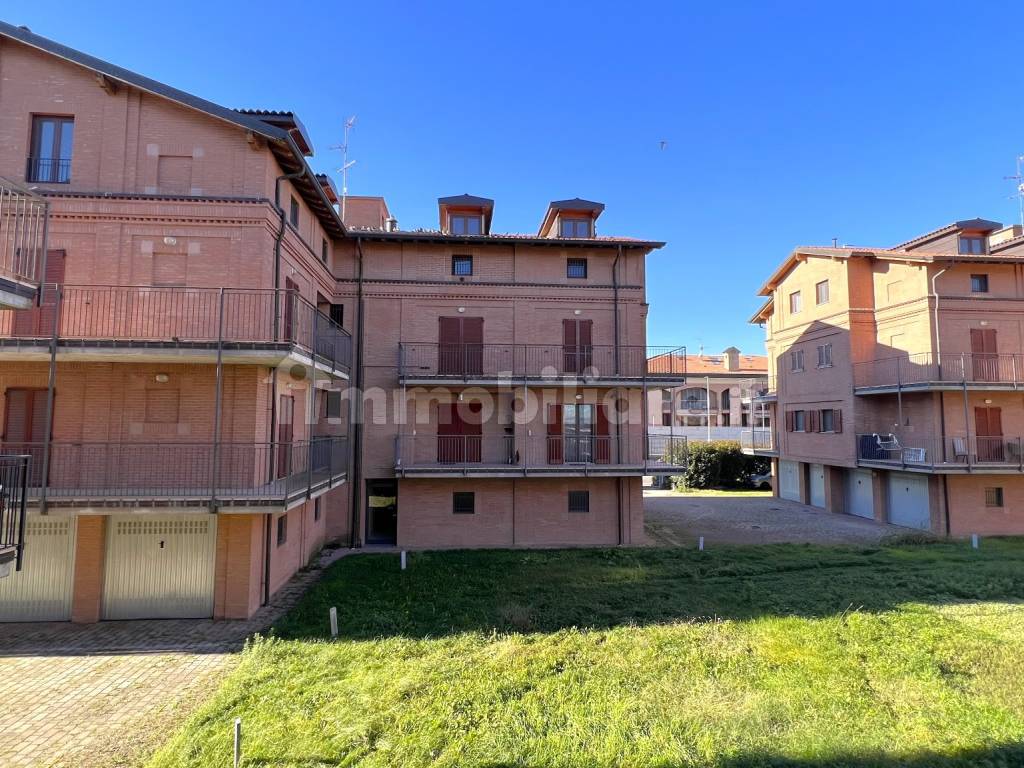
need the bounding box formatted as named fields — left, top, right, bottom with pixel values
left=0, top=546, right=352, bottom=768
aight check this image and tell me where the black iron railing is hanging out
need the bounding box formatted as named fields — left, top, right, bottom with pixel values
left=399, top=343, right=686, bottom=380
left=1, top=437, right=347, bottom=507
left=0, top=455, right=29, bottom=570
left=25, top=157, right=71, bottom=184
left=0, top=285, right=352, bottom=373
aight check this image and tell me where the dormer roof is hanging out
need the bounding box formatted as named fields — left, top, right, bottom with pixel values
left=438, top=194, right=494, bottom=234
left=538, top=198, right=605, bottom=237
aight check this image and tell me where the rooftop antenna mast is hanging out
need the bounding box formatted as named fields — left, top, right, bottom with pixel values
left=330, top=116, right=357, bottom=222
left=1003, top=154, right=1024, bottom=228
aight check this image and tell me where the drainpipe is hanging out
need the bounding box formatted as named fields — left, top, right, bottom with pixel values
left=348, top=236, right=366, bottom=547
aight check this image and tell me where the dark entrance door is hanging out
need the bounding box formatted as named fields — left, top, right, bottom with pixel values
left=277, top=395, right=294, bottom=478
left=970, top=328, right=998, bottom=382
left=975, top=406, right=1004, bottom=462
left=2, top=388, right=50, bottom=485
left=282, top=278, right=299, bottom=342
left=438, top=317, right=483, bottom=376
left=562, top=319, right=593, bottom=374
left=437, top=402, right=482, bottom=463
left=13, top=250, right=65, bottom=337
left=366, top=479, right=397, bottom=545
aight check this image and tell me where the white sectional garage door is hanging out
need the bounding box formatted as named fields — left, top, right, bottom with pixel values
left=779, top=460, right=800, bottom=502
left=0, top=516, right=76, bottom=622
left=809, top=464, right=826, bottom=508
left=846, top=469, right=875, bottom=519
left=886, top=473, right=931, bottom=530
left=102, top=514, right=217, bottom=620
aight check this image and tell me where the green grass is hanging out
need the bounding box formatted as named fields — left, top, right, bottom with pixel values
left=148, top=541, right=1024, bottom=767
left=672, top=487, right=773, bottom=497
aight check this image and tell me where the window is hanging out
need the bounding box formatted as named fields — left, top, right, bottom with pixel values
left=817, top=343, right=833, bottom=368
left=787, top=410, right=806, bottom=432
left=816, top=280, right=829, bottom=305
left=326, top=390, right=343, bottom=420
left=329, top=303, right=344, bottom=328
left=321, top=238, right=329, bottom=264
left=721, top=390, right=731, bottom=411
left=661, top=412, right=672, bottom=426
left=452, top=255, right=473, bottom=276
left=289, top=196, right=300, bottom=227
left=560, top=218, right=591, bottom=238
left=791, top=349, right=804, bottom=372
left=313, top=498, right=322, bottom=522
left=789, top=291, right=802, bottom=314
left=453, top=492, right=475, bottom=515
left=721, top=412, right=731, bottom=426
left=971, top=274, right=989, bottom=293
left=820, top=408, right=835, bottom=433
left=985, top=487, right=1004, bottom=508
left=28, top=116, right=74, bottom=183
left=450, top=214, right=482, bottom=235
left=568, top=490, right=590, bottom=513
left=959, top=235, right=985, bottom=255
left=276, top=514, right=287, bottom=546
left=567, top=258, right=588, bottom=279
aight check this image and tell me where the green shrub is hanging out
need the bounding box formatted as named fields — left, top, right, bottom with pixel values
left=677, top=440, right=769, bottom=489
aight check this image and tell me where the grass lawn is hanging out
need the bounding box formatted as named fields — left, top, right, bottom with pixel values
left=671, top=487, right=773, bottom=498
left=148, top=540, right=1024, bottom=767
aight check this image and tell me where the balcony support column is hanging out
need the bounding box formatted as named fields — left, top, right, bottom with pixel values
left=39, top=284, right=61, bottom=515
left=35, top=199, right=50, bottom=308
left=210, top=289, right=225, bottom=511
left=962, top=378, right=972, bottom=470
left=307, top=309, right=317, bottom=499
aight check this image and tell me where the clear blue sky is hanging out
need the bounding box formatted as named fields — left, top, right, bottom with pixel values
left=13, top=1, right=1024, bottom=355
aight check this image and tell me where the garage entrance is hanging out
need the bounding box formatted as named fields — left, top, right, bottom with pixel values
left=886, top=473, right=931, bottom=530
left=0, top=516, right=76, bottom=622
left=779, top=460, right=800, bottom=502
left=846, top=469, right=874, bottom=519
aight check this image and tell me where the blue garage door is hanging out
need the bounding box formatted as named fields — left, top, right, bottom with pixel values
left=846, top=469, right=874, bottom=519
left=886, top=472, right=931, bottom=530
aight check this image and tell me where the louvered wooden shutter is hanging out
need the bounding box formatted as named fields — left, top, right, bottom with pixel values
left=834, top=409, right=842, bottom=433
left=785, top=410, right=794, bottom=432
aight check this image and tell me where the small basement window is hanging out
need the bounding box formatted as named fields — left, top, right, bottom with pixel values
left=567, top=258, right=588, bottom=278
left=453, top=492, right=475, bottom=515
left=985, top=487, right=1004, bottom=508
left=568, top=490, right=590, bottom=513
left=971, top=274, right=989, bottom=293
left=452, top=255, right=473, bottom=276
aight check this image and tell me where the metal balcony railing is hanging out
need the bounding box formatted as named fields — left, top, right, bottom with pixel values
left=853, top=352, right=1024, bottom=390
left=856, top=433, right=1024, bottom=470
left=0, top=285, right=352, bottom=373
left=398, top=344, right=686, bottom=380
left=740, top=376, right=776, bottom=400
left=0, top=437, right=348, bottom=507
left=395, top=434, right=687, bottom=474
left=0, top=455, right=29, bottom=570
left=25, top=157, right=72, bottom=184
left=740, top=429, right=775, bottom=452
left=0, top=177, right=47, bottom=293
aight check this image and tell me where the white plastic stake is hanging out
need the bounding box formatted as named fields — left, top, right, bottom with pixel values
left=698, top=536, right=704, bottom=551
left=971, top=534, right=979, bottom=549
left=329, top=606, right=338, bottom=637
left=233, top=718, right=242, bottom=768
left=401, top=550, right=407, bottom=570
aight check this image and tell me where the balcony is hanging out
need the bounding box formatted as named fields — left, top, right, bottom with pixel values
left=740, top=429, right=777, bottom=456
left=740, top=377, right=776, bottom=403
left=0, top=285, right=351, bottom=376
left=398, top=344, right=686, bottom=385
left=25, top=157, right=72, bottom=185
left=0, top=177, right=46, bottom=310
left=856, top=433, right=1024, bottom=473
left=853, top=352, right=1024, bottom=394
left=2, top=437, right=348, bottom=509
left=395, top=434, right=687, bottom=476
left=0, top=455, right=29, bottom=572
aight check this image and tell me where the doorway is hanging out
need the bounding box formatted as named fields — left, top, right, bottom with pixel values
left=366, top=479, right=397, bottom=545
left=2, top=387, right=50, bottom=486
left=437, top=402, right=482, bottom=463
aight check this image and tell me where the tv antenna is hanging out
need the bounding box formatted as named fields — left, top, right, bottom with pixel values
left=330, top=116, right=357, bottom=221
left=1003, top=154, right=1024, bottom=228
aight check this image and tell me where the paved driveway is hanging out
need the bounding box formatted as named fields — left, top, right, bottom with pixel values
left=0, top=547, right=348, bottom=768
left=644, top=490, right=907, bottom=546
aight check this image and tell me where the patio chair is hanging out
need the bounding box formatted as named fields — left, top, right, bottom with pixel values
left=951, top=437, right=968, bottom=463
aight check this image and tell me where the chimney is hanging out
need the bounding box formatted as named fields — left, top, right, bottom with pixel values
left=722, top=346, right=740, bottom=371
left=989, top=225, right=1023, bottom=246
left=385, top=217, right=398, bottom=232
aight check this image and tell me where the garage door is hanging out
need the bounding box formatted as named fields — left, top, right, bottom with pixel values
left=0, top=516, right=76, bottom=622
left=846, top=469, right=874, bottom=519
left=809, top=464, right=826, bottom=508
left=779, top=460, right=800, bottom=502
left=887, top=473, right=931, bottom=530
left=103, top=514, right=217, bottom=620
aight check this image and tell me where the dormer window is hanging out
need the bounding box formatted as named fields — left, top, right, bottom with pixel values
left=560, top=218, right=592, bottom=238
left=959, top=235, right=985, bottom=255
left=450, top=214, right=482, bottom=236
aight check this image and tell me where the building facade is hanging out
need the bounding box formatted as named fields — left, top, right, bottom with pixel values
left=646, top=347, right=768, bottom=444
left=0, top=24, right=684, bottom=622
left=746, top=218, right=1024, bottom=536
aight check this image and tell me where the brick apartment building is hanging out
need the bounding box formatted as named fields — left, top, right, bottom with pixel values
left=746, top=218, right=1024, bottom=536
left=0, top=23, right=685, bottom=622
left=645, top=347, right=769, bottom=444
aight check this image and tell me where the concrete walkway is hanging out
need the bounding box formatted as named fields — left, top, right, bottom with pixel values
left=644, top=489, right=906, bottom=546
left=0, top=546, right=351, bottom=768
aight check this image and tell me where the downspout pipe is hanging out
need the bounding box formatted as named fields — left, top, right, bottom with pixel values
left=349, top=236, right=366, bottom=548
left=931, top=266, right=949, bottom=369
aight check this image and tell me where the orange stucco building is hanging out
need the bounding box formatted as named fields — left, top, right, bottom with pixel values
left=747, top=218, right=1024, bottom=536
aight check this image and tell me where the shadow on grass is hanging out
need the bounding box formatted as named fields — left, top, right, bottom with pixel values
left=244, top=742, right=1024, bottom=767
left=273, top=538, right=1024, bottom=641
